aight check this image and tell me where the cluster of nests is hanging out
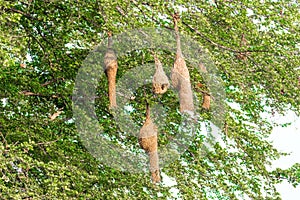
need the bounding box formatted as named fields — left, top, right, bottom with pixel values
left=139, top=13, right=202, bottom=184
left=104, top=13, right=211, bottom=184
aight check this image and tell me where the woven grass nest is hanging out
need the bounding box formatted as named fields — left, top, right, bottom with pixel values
left=104, top=31, right=118, bottom=108
left=170, top=13, right=194, bottom=113
left=152, top=53, right=170, bottom=94
left=139, top=119, right=158, bottom=153
left=139, top=103, right=161, bottom=183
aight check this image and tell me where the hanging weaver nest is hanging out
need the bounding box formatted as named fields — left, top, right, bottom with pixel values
left=197, top=63, right=210, bottom=110
left=139, top=104, right=158, bottom=153
left=152, top=53, right=170, bottom=94
left=104, top=31, right=118, bottom=109
left=196, top=81, right=211, bottom=110
left=139, top=103, right=160, bottom=183
left=170, top=13, right=194, bottom=113
left=202, top=93, right=211, bottom=110
left=170, top=14, right=190, bottom=89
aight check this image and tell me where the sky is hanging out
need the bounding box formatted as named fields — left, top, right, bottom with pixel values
left=268, top=111, right=300, bottom=200
left=158, top=109, right=300, bottom=200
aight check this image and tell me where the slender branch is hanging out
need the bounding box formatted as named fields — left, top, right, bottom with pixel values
left=41, top=78, right=64, bottom=87
left=37, top=138, right=60, bottom=146
left=182, top=21, right=270, bottom=54
left=20, top=91, right=60, bottom=98
left=130, top=0, right=173, bottom=30
left=35, top=26, right=59, bottom=63
left=3, top=7, right=37, bottom=20
left=195, top=88, right=210, bottom=95
left=82, top=16, right=102, bottom=28
left=0, top=131, right=8, bottom=149
left=23, top=26, right=53, bottom=68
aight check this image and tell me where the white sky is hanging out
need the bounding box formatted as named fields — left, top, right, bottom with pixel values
left=268, top=111, right=300, bottom=200
left=158, top=110, right=300, bottom=200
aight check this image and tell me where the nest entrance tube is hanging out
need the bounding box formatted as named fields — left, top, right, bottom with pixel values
left=152, top=52, right=170, bottom=94
left=170, top=13, right=194, bottom=114
left=138, top=103, right=161, bottom=183
left=104, top=31, right=118, bottom=109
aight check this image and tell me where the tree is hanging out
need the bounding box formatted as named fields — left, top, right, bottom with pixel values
left=1, top=0, right=299, bottom=199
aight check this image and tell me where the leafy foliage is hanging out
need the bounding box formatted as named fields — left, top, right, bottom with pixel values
left=1, top=0, right=299, bottom=199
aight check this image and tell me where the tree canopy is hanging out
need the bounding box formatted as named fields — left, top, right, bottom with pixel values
left=1, top=0, right=300, bottom=199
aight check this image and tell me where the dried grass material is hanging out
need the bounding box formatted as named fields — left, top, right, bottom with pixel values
left=202, top=93, right=210, bottom=109
left=149, top=151, right=160, bottom=183
left=139, top=133, right=158, bottom=153
left=171, top=55, right=191, bottom=89
left=179, top=79, right=194, bottom=112
left=170, top=13, right=194, bottom=113
left=152, top=53, right=170, bottom=94
left=139, top=105, right=158, bottom=153
left=151, top=170, right=161, bottom=183
left=104, top=31, right=118, bottom=109
left=139, top=104, right=161, bottom=183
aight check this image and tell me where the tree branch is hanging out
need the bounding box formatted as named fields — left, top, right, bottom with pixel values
left=41, top=78, right=65, bottom=87
left=3, top=7, right=38, bottom=20
left=182, top=21, right=270, bottom=54
left=130, top=0, right=173, bottom=30
left=20, top=91, right=59, bottom=98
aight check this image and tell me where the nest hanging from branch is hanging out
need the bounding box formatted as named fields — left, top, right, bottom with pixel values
left=202, top=93, right=211, bottom=110
left=196, top=82, right=211, bottom=110
left=197, top=63, right=210, bottom=110
left=104, top=31, right=118, bottom=109
left=152, top=52, right=170, bottom=94
left=170, top=13, right=194, bottom=113
left=139, top=103, right=161, bottom=183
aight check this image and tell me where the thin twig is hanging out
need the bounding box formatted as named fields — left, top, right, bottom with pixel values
left=37, top=139, right=60, bottom=146
left=20, top=91, right=60, bottom=99
left=0, top=131, right=8, bottom=149
left=41, top=78, right=64, bottom=87
left=130, top=0, right=173, bottom=30
left=4, top=7, right=37, bottom=20
left=182, top=21, right=270, bottom=54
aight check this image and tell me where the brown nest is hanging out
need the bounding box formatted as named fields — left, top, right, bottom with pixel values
left=104, top=31, right=118, bottom=109
left=138, top=103, right=161, bottom=183
left=152, top=53, right=170, bottom=94
left=170, top=13, right=194, bottom=113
